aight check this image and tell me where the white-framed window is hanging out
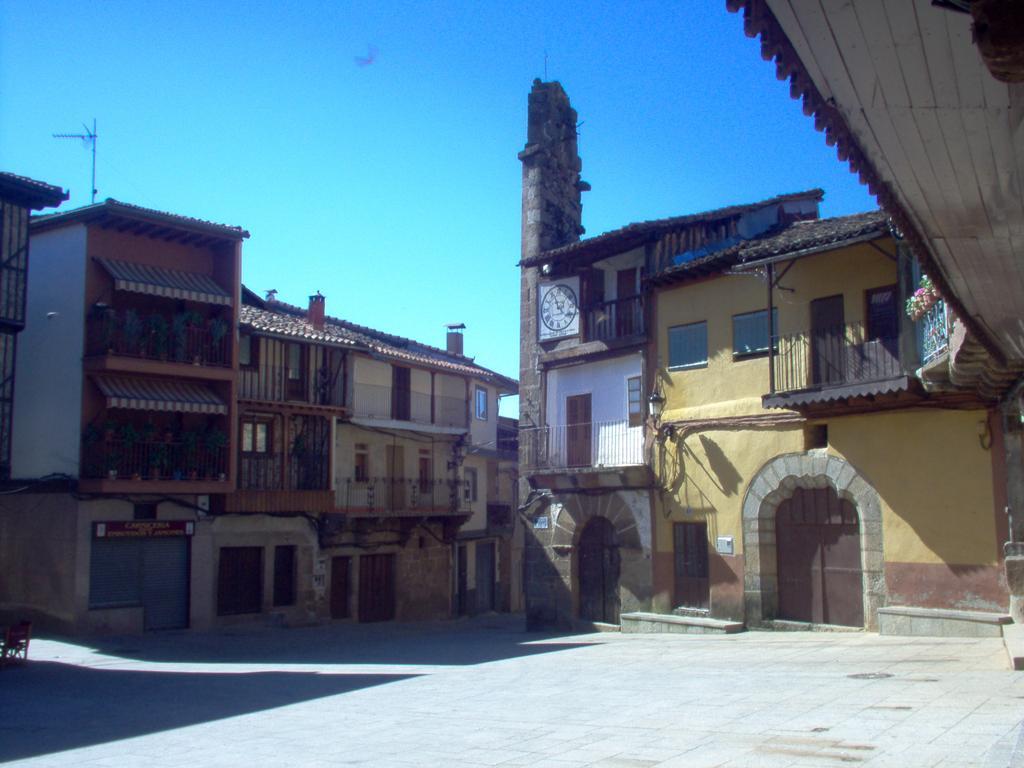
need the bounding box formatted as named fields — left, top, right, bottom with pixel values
left=732, top=309, right=778, bottom=357
left=627, top=376, right=643, bottom=427
left=464, top=467, right=478, bottom=503
left=668, top=321, right=708, bottom=369
left=241, top=420, right=269, bottom=454
left=475, top=386, right=488, bottom=421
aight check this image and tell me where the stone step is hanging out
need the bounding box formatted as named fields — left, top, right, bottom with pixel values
left=1002, top=623, right=1024, bottom=671
left=620, top=612, right=745, bottom=635
left=878, top=606, right=1012, bottom=638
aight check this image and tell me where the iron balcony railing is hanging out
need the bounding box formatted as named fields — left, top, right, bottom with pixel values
left=238, top=364, right=345, bottom=406
left=918, top=299, right=950, bottom=365
left=86, top=310, right=230, bottom=367
left=521, top=418, right=644, bottom=471
left=770, top=321, right=904, bottom=394
left=585, top=296, right=644, bottom=342
left=352, top=382, right=468, bottom=428
left=82, top=438, right=227, bottom=482
left=336, top=477, right=469, bottom=515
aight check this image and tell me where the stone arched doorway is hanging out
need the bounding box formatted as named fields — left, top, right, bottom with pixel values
left=741, top=453, right=884, bottom=630
left=578, top=517, right=620, bottom=623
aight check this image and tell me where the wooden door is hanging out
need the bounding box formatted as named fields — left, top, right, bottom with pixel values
left=776, top=487, right=863, bottom=627
left=391, top=366, right=411, bottom=421
left=358, top=553, right=395, bottom=622
left=565, top=394, right=592, bottom=468
left=578, top=517, right=620, bottom=624
left=810, top=295, right=845, bottom=386
left=330, top=556, right=350, bottom=619
left=866, top=285, right=900, bottom=376
left=386, top=444, right=405, bottom=510
left=616, top=268, right=637, bottom=337
left=673, top=522, right=710, bottom=610
left=286, top=343, right=306, bottom=400
left=475, top=542, right=496, bottom=613
left=456, top=544, right=468, bottom=616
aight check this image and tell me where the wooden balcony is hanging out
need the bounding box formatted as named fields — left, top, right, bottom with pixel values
left=584, top=295, right=644, bottom=342
left=239, top=364, right=345, bottom=408
left=336, top=477, right=469, bottom=517
left=352, top=383, right=468, bottom=429
left=521, top=419, right=651, bottom=490
left=80, top=435, right=228, bottom=493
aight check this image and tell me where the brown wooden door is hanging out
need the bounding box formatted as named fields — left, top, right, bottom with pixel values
left=616, top=268, right=637, bottom=337
left=566, top=394, right=591, bottom=468
left=358, top=553, right=395, bottom=622
left=386, top=444, right=405, bottom=510
left=673, top=522, right=709, bottom=610
left=286, top=343, right=306, bottom=400
left=456, top=544, right=468, bottom=616
left=776, top=487, right=863, bottom=627
left=810, top=295, right=845, bottom=386
left=578, top=517, right=620, bottom=624
left=866, top=285, right=900, bottom=376
left=391, top=366, right=411, bottom=421
left=475, top=542, right=496, bottom=613
left=330, top=556, right=350, bottom=619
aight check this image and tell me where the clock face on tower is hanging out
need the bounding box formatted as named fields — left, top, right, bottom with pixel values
left=538, top=279, right=581, bottom=340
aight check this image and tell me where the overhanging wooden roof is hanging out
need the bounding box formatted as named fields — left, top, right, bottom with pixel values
left=727, top=0, right=1024, bottom=370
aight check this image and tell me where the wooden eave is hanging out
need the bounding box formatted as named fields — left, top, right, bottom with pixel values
left=727, top=0, right=1014, bottom=369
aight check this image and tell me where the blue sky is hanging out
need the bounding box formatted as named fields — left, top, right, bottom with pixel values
left=1, top=1, right=875, bottom=415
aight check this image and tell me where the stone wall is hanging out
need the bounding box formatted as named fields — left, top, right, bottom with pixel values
left=395, top=525, right=452, bottom=621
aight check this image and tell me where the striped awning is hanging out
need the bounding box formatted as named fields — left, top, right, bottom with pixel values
left=96, top=257, right=232, bottom=306
left=95, top=376, right=228, bottom=415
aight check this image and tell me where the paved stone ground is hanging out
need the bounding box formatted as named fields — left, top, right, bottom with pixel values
left=2, top=616, right=1023, bottom=767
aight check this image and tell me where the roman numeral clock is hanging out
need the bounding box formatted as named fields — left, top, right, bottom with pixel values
left=538, top=277, right=580, bottom=341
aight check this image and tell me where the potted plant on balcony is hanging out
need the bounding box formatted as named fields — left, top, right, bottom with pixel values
left=147, top=314, right=169, bottom=359
left=906, top=275, right=940, bottom=321
left=119, top=423, right=141, bottom=479
left=149, top=442, right=169, bottom=481
left=123, top=309, right=143, bottom=355
left=208, top=317, right=228, bottom=364
left=182, top=429, right=199, bottom=480
left=203, top=427, right=227, bottom=481
left=171, top=313, right=188, bottom=362
left=183, top=311, right=204, bottom=363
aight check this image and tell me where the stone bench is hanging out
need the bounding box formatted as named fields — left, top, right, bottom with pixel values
left=877, top=606, right=1011, bottom=638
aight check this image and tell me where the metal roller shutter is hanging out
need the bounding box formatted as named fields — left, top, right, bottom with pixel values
left=89, top=538, right=142, bottom=608
left=142, top=538, right=189, bottom=630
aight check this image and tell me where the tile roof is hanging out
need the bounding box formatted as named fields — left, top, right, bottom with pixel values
left=240, top=293, right=518, bottom=392
left=647, top=210, right=890, bottom=287
left=31, top=198, right=249, bottom=241
left=0, top=172, right=68, bottom=210
left=520, top=189, right=824, bottom=267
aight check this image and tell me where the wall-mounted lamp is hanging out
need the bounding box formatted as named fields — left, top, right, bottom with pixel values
left=648, top=390, right=666, bottom=420
left=978, top=418, right=992, bottom=451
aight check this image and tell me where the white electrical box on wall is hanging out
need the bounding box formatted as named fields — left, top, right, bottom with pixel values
left=716, top=536, right=734, bottom=555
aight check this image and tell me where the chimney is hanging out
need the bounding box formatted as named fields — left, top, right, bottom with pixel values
left=308, top=292, right=325, bottom=330
left=446, top=323, right=465, bottom=356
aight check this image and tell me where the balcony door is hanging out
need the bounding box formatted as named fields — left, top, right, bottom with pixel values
left=386, top=444, right=405, bottom=510
left=286, top=343, right=306, bottom=401
left=866, top=285, right=900, bottom=377
left=615, top=268, right=637, bottom=337
left=810, top=295, right=845, bottom=386
left=566, top=393, right=591, bottom=468
left=391, top=366, right=411, bottom=421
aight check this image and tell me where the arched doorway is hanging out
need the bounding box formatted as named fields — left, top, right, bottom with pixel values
left=578, top=517, right=620, bottom=623
left=776, top=486, right=864, bottom=627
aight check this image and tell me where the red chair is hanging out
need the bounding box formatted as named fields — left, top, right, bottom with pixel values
left=1, top=621, right=31, bottom=666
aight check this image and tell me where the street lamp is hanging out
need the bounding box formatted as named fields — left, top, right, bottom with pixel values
left=648, top=390, right=666, bottom=420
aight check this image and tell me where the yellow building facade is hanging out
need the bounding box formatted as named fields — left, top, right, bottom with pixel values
left=650, top=219, right=1006, bottom=629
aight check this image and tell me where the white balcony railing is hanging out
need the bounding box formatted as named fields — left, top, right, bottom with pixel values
left=521, top=419, right=644, bottom=471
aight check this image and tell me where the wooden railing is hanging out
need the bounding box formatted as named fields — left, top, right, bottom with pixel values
left=238, top=364, right=345, bottom=406
left=771, top=322, right=904, bottom=394
left=336, top=477, right=468, bottom=515
left=351, top=383, right=468, bottom=428
left=585, top=296, right=644, bottom=342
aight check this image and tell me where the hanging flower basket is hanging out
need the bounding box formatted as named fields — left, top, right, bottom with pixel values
left=906, top=275, right=940, bottom=321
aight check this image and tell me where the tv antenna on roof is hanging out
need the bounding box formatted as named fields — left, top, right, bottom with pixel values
left=53, top=119, right=98, bottom=204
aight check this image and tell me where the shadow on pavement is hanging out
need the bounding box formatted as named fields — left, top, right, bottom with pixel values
left=77, top=615, right=601, bottom=667
left=0, top=661, right=414, bottom=762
